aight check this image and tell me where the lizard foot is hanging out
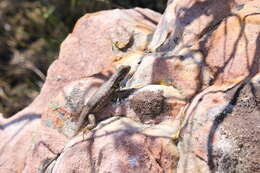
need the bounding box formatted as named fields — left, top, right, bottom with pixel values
left=81, top=114, right=96, bottom=141
left=86, top=113, right=96, bottom=130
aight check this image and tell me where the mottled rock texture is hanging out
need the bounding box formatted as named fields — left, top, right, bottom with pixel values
left=0, top=0, right=259, bottom=172
left=0, top=8, right=163, bottom=172
left=51, top=118, right=179, bottom=173
left=203, top=1, right=260, bottom=84
left=178, top=75, right=260, bottom=173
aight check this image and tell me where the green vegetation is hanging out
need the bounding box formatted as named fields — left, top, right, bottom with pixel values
left=0, top=0, right=166, bottom=117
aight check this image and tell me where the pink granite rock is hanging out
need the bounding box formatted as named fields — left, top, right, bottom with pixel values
left=149, top=0, right=255, bottom=52
left=1, top=0, right=259, bottom=172
left=0, top=8, right=161, bottom=173
left=51, top=118, right=179, bottom=173
left=203, top=1, right=260, bottom=84
left=178, top=73, right=260, bottom=173
left=126, top=49, right=206, bottom=100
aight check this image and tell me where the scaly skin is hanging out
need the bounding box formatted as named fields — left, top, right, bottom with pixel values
left=75, top=65, right=131, bottom=134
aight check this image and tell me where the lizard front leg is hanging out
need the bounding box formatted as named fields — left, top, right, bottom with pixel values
left=86, top=113, right=96, bottom=130
left=82, top=114, right=96, bottom=140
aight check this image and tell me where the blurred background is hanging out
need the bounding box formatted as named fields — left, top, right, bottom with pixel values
left=0, top=0, right=166, bottom=118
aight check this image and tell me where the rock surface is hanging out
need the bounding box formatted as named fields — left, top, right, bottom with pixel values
left=178, top=74, right=260, bottom=173
left=0, top=8, right=162, bottom=172
left=148, top=0, right=255, bottom=52
left=126, top=49, right=206, bottom=99
left=0, top=1, right=260, bottom=173
left=203, top=0, right=260, bottom=84
left=52, top=117, right=179, bottom=173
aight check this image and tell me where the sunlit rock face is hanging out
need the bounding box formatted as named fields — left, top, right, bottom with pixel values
left=0, top=0, right=259, bottom=172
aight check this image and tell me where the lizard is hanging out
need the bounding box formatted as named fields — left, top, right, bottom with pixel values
left=40, top=65, right=131, bottom=172
left=41, top=65, right=131, bottom=173
left=74, top=65, right=131, bottom=135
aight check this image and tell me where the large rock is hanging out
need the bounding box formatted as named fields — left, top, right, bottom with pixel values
left=148, top=1, right=259, bottom=172
left=0, top=0, right=259, bottom=172
left=0, top=8, right=161, bottom=172
left=150, top=0, right=260, bottom=85
left=178, top=73, right=260, bottom=173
